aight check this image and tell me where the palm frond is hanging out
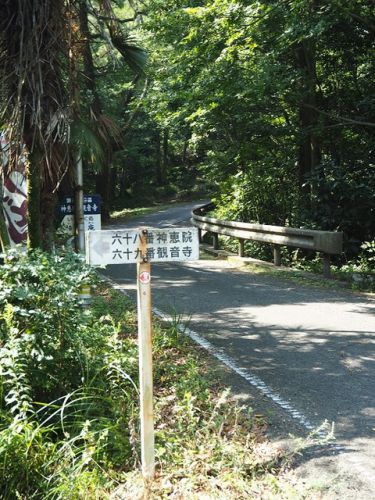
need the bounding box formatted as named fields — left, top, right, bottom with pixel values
left=70, top=118, right=105, bottom=171
left=95, top=113, right=122, bottom=147
left=111, top=38, right=148, bottom=74
left=0, top=0, right=69, bottom=185
left=92, top=0, right=148, bottom=74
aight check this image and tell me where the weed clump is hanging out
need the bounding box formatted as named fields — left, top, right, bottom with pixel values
left=0, top=249, right=137, bottom=498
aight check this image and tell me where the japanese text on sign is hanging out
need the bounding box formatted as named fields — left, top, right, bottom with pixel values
left=59, top=194, right=101, bottom=215
left=60, top=214, right=101, bottom=234
left=86, top=227, right=199, bottom=266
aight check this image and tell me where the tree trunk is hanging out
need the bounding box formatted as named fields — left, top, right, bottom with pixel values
left=26, top=149, right=42, bottom=250
left=40, top=184, right=57, bottom=253
left=295, top=40, right=321, bottom=212
left=158, top=128, right=169, bottom=186
left=155, top=129, right=163, bottom=185
left=1, top=1, right=68, bottom=252
left=79, top=0, right=102, bottom=116
left=155, top=128, right=169, bottom=186
left=119, top=167, right=127, bottom=198
left=182, top=140, right=188, bottom=167
left=111, top=164, right=118, bottom=199
left=79, top=0, right=111, bottom=222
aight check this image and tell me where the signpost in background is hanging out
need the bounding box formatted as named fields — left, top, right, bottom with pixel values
left=86, top=227, right=199, bottom=480
left=59, top=194, right=102, bottom=235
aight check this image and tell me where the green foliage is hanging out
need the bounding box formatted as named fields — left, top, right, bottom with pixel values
left=0, top=250, right=94, bottom=409
left=213, top=162, right=297, bottom=226
left=360, top=241, right=375, bottom=270
left=306, top=161, right=375, bottom=252
left=142, top=0, right=375, bottom=259
left=336, top=240, right=375, bottom=291
left=0, top=250, right=137, bottom=498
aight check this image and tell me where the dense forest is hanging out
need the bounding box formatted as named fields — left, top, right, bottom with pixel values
left=142, top=0, right=375, bottom=258
left=0, top=2, right=374, bottom=496
left=1, top=0, right=374, bottom=258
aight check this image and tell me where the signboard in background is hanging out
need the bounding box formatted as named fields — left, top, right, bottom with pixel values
left=0, top=133, right=28, bottom=245
left=59, top=194, right=101, bottom=234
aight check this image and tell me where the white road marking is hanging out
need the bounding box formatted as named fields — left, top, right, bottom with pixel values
left=152, top=307, right=324, bottom=434
left=105, top=274, right=345, bottom=449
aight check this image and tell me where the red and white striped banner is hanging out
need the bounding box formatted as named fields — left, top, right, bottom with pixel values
left=1, top=133, right=28, bottom=245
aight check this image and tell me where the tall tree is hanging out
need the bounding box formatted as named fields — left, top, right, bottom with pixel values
left=0, top=0, right=70, bottom=250
left=78, top=0, right=147, bottom=221
left=0, top=0, right=147, bottom=247
left=142, top=0, right=375, bottom=252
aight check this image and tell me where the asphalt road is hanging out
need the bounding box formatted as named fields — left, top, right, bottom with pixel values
left=103, top=201, right=375, bottom=498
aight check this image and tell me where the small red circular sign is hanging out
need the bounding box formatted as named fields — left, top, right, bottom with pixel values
left=139, top=271, right=151, bottom=284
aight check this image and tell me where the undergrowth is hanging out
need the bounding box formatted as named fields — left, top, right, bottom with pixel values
left=0, top=249, right=136, bottom=498
left=0, top=249, right=300, bottom=499
left=208, top=234, right=375, bottom=293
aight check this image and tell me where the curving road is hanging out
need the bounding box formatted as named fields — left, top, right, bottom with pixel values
left=103, top=201, right=375, bottom=498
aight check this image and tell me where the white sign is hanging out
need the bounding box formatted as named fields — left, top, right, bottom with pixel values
left=85, top=227, right=199, bottom=266
left=60, top=214, right=101, bottom=234
left=1, top=133, right=28, bottom=245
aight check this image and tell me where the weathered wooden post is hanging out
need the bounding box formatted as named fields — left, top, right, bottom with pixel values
left=137, top=230, right=154, bottom=479
left=213, top=233, right=219, bottom=250
left=322, top=253, right=331, bottom=279
left=273, top=244, right=281, bottom=266
left=239, top=238, right=245, bottom=257
left=137, top=259, right=155, bottom=479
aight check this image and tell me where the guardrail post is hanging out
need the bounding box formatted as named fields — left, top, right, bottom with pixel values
left=322, top=253, right=331, bottom=278
left=213, top=233, right=219, bottom=250
left=273, top=245, right=281, bottom=266
left=198, top=228, right=202, bottom=243
left=239, top=238, right=245, bottom=257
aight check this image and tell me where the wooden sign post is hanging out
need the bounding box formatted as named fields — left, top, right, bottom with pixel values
left=137, top=259, right=154, bottom=478
left=86, top=226, right=199, bottom=479
left=137, top=229, right=154, bottom=479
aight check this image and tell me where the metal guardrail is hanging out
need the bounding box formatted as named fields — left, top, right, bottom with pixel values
left=191, top=203, right=343, bottom=277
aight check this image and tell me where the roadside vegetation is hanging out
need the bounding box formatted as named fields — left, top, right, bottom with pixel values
left=110, top=205, right=169, bottom=222
left=0, top=249, right=303, bottom=499
left=203, top=232, right=375, bottom=294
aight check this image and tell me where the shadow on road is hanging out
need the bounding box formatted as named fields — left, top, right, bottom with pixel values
left=103, top=259, right=375, bottom=446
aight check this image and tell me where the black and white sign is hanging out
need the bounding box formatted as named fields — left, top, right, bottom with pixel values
left=85, top=227, right=199, bottom=266
left=59, top=195, right=101, bottom=215
left=59, top=194, right=102, bottom=234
